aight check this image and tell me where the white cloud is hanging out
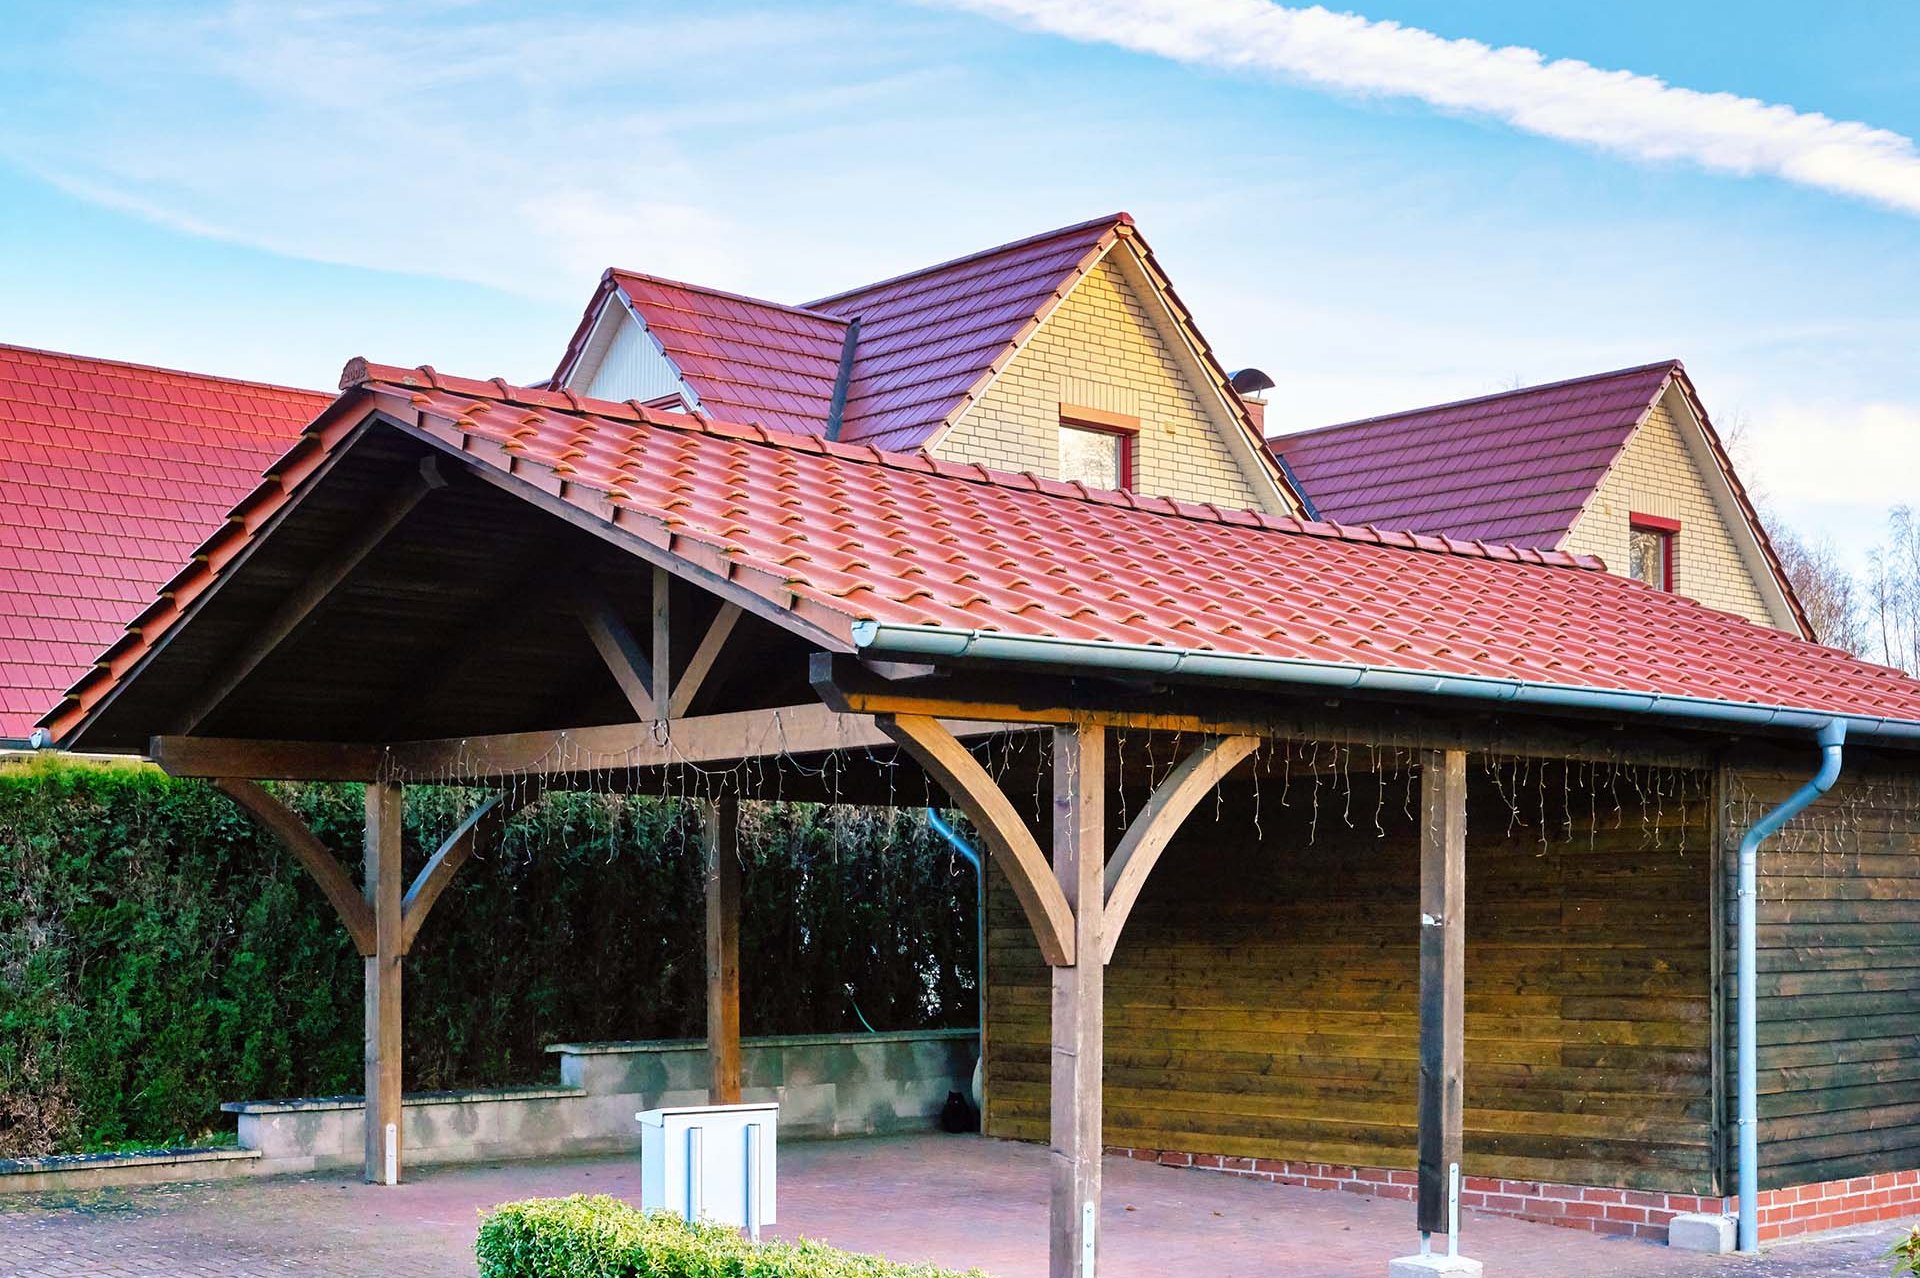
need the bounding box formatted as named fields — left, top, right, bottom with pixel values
left=0, top=3, right=933, bottom=300
left=940, top=0, right=1920, bottom=217
left=1747, top=400, right=1920, bottom=510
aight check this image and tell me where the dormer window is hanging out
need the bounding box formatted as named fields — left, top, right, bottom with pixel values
left=1058, top=405, right=1138, bottom=491
left=1629, top=513, right=1679, bottom=592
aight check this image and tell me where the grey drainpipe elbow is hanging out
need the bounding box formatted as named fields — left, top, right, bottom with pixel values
left=1736, top=719, right=1845, bottom=1252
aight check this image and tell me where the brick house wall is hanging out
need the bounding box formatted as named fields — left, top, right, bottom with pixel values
left=933, top=254, right=1266, bottom=510
left=1561, top=398, right=1775, bottom=628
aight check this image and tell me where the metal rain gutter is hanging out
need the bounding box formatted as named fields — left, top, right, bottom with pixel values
left=1735, top=720, right=1845, bottom=1252
left=849, top=622, right=1920, bottom=745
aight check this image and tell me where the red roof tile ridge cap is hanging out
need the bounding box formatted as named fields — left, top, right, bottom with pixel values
left=0, top=339, right=331, bottom=400
left=802, top=212, right=1128, bottom=308
left=606, top=268, right=851, bottom=325
left=1269, top=359, right=1683, bottom=446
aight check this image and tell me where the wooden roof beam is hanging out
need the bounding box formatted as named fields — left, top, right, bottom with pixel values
left=175, top=456, right=446, bottom=735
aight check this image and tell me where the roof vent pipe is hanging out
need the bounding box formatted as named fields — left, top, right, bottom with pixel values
left=824, top=317, right=861, bottom=442
left=1736, top=719, right=1845, bottom=1252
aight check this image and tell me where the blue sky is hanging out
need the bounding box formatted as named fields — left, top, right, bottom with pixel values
left=1, top=1, right=1915, bottom=569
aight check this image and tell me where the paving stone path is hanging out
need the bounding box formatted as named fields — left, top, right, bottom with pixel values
left=0, top=1137, right=1909, bottom=1277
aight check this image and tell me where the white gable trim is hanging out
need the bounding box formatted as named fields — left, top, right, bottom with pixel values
left=1656, top=381, right=1802, bottom=634
left=561, top=291, right=705, bottom=415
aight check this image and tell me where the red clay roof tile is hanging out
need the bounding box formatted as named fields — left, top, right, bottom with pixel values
left=0, top=343, right=328, bottom=741
left=44, top=364, right=1920, bottom=744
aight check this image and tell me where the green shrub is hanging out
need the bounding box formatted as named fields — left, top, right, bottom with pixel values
left=0, top=756, right=978, bottom=1156
left=475, top=1194, right=986, bottom=1278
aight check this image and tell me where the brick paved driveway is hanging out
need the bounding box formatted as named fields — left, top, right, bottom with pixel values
left=0, top=1136, right=1909, bottom=1277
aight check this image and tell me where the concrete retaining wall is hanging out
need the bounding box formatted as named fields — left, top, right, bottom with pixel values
left=0, top=1029, right=978, bottom=1192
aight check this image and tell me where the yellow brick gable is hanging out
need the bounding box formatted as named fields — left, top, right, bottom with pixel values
left=931, top=255, right=1265, bottom=510
left=1562, top=400, right=1777, bottom=628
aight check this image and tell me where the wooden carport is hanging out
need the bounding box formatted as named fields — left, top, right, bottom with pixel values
left=43, top=362, right=1920, bottom=1276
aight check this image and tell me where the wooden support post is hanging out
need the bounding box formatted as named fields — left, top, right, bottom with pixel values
left=363, top=781, right=405, bottom=1185
left=651, top=566, right=672, bottom=722
left=705, top=795, right=742, bottom=1105
left=1417, top=749, right=1467, bottom=1238
left=1050, top=725, right=1104, bottom=1278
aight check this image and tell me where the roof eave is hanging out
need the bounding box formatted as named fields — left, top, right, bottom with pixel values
left=851, top=621, right=1920, bottom=747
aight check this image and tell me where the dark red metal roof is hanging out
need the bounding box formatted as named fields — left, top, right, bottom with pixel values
left=805, top=215, right=1124, bottom=451
left=45, top=363, right=1920, bottom=744
left=1271, top=362, right=1681, bottom=548
left=0, top=343, right=327, bottom=741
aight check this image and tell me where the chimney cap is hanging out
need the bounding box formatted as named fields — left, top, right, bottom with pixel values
left=1229, top=367, right=1276, bottom=397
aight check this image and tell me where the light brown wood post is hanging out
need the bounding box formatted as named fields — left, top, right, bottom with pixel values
left=1417, top=749, right=1467, bottom=1237
left=363, top=780, right=404, bottom=1184
left=706, top=795, right=743, bottom=1104
left=1050, top=724, right=1105, bottom=1278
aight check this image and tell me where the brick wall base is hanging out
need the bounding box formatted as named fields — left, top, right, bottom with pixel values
left=1107, top=1147, right=1920, bottom=1246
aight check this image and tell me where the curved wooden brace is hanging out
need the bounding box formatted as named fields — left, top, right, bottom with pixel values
left=400, top=783, right=543, bottom=953
left=1101, top=734, right=1259, bottom=963
left=214, top=778, right=376, bottom=956
left=879, top=713, right=1075, bottom=966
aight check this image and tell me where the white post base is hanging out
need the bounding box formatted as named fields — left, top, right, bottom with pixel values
left=1389, top=1254, right=1483, bottom=1278
left=1666, top=1213, right=1737, bottom=1254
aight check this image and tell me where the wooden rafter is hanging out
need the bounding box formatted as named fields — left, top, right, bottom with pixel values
left=399, top=783, right=544, bottom=953
left=176, top=457, right=447, bottom=734
left=572, top=579, right=657, bottom=719
left=213, top=778, right=375, bottom=955
left=878, top=712, right=1074, bottom=966
left=670, top=602, right=741, bottom=718
left=1100, top=734, right=1259, bottom=963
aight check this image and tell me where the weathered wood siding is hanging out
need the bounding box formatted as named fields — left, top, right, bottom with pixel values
left=985, top=768, right=1716, bottom=1192
left=1725, top=764, right=1920, bottom=1189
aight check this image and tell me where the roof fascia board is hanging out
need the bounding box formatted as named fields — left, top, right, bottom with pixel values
left=552, top=277, right=617, bottom=388
left=1657, top=378, right=1809, bottom=637
left=1102, top=238, right=1297, bottom=517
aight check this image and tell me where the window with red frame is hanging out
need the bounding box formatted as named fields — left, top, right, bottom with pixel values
left=1629, top=513, right=1679, bottom=592
left=1058, top=406, right=1137, bottom=491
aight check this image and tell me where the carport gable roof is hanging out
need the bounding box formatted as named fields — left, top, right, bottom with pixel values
left=43, top=360, right=1920, bottom=749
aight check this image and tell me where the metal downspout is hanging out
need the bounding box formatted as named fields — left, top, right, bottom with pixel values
left=1736, top=719, right=1845, bottom=1252
left=927, top=808, right=987, bottom=1080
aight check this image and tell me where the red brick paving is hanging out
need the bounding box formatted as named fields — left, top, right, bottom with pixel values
left=0, top=1136, right=1911, bottom=1277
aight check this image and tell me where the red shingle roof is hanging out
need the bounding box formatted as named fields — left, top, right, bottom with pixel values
left=1271, top=362, right=1679, bottom=548
left=45, top=363, right=1920, bottom=744
left=0, top=343, right=328, bottom=741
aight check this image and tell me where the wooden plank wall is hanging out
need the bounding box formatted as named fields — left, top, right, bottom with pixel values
left=1725, top=763, right=1920, bottom=1189
left=985, top=763, right=1716, bottom=1192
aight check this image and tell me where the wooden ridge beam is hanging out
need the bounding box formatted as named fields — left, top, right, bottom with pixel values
left=177, top=457, right=446, bottom=734
left=213, top=778, right=375, bottom=956
left=399, top=783, right=544, bottom=953
left=879, top=712, right=1074, bottom=966
left=1101, top=734, right=1259, bottom=963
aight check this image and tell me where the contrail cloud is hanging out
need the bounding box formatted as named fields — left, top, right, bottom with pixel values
left=946, top=0, right=1920, bottom=217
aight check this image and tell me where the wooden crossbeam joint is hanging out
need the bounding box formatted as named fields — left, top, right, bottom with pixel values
left=878, top=712, right=1075, bottom=966
left=214, top=778, right=376, bottom=956
left=1101, top=734, right=1259, bottom=963
left=571, top=578, right=657, bottom=720
left=399, top=783, right=543, bottom=953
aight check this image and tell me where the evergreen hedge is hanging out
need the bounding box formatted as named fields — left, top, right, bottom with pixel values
left=0, top=757, right=978, bottom=1157
left=476, top=1195, right=985, bottom=1278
